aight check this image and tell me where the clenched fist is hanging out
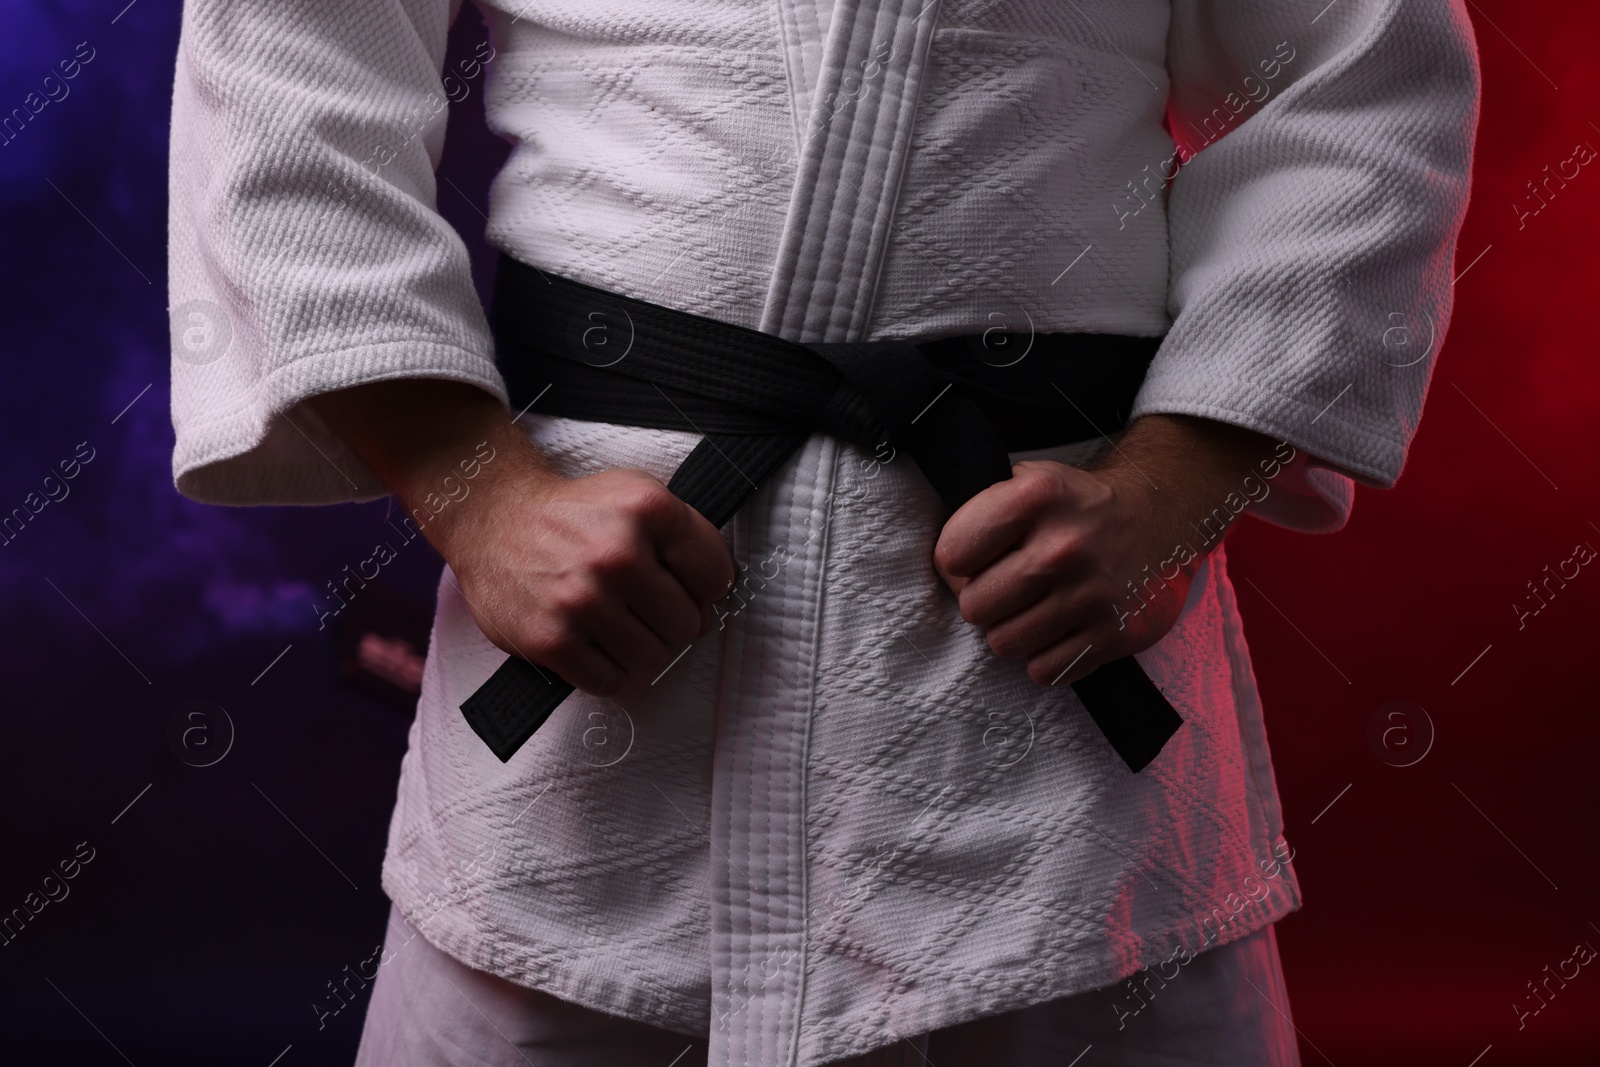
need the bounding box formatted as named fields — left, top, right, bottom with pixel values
left=932, top=414, right=1284, bottom=688
left=307, top=379, right=735, bottom=701
left=444, top=466, right=735, bottom=699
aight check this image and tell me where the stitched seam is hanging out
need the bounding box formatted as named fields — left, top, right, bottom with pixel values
left=789, top=433, right=840, bottom=1066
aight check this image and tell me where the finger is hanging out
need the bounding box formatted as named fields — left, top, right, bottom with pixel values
left=958, top=527, right=1099, bottom=629
left=955, top=551, right=1051, bottom=629
left=621, top=564, right=704, bottom=649
left=983, top=591, right=1090, bottom=661
left=931, top=546, right=968, bottom=596
left=933, top=475, right=1036, bottom=579
left=654, top=506, right=737, bottom=606
left=584, top=603, right=671, bottom=679
left=544, top=636, right=630, bottom=699
left=1024, top=631, right=1102, bottom=688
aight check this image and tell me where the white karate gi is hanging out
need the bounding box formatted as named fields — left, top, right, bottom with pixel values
left=166, top=1, right=1479, bottom=1064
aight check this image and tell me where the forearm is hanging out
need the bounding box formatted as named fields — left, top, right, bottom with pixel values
left=1089, top=413, right=1281, bottom=560
left=306, top=379, right=557, bottom=558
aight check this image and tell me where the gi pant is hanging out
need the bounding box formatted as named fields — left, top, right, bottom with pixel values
left=355, top=903, right=1302, bottom=1066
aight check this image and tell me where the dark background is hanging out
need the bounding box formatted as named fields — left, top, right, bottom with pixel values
left=1, top=1, right=1595, bottom=1063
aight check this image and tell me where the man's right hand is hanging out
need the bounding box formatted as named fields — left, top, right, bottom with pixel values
left=441, top=465, right=735, bottom=699
left=307, top=379, right=735, bottom=701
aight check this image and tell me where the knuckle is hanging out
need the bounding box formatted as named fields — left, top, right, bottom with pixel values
left=553, top=583, right=603, bottom=620
left=1012, top=466, right=1059, bottom=511
left=619, top=477, right=675, bottom=523
left=589, top=536, right=641, bottom=580
left=1036, top=534, right=1080, bottom=572
left=1084, top=473, right=1118, bottom=511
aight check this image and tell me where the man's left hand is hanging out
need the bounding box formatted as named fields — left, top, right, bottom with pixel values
left=930, top=414, right=1281, bottom=687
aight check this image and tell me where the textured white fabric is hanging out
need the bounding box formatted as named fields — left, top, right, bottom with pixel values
left=356, top=902, right=1298, bottom=1065
left=355, top=905, right=714, bottom=1066
left=386, top=416, right=1304, bottom=1065
left=166, top=0, right=1479, bottom=533
left=165, top=1, right=1478, bottom=1064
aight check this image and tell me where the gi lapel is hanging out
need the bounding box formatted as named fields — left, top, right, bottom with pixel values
left=707, top=4, right=947, bottom=1066
left=761, top=0, right=946, bottom=343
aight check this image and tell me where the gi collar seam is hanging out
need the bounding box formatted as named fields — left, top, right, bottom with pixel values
left=787, top=432, right=842, bottom=1066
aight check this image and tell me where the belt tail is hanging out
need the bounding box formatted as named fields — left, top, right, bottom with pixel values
left=460, top=660, right=570, bottom=763
left=1073, top=658, right=1184, bottom=772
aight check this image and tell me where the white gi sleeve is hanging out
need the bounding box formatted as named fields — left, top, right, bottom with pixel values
left=167, top=0, right=507, bottom=506
left=1132, top=0, right=1481, bottom=532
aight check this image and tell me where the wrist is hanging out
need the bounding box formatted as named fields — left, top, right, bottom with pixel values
left=1090, top=413, right=1280, bottom=557
left=389, top=420, right=566, bottom=565
left=307, top=378, right=563, bottom=560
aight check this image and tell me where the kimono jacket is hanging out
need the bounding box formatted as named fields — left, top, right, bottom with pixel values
left=166, top=0, right=1479, bottom=1062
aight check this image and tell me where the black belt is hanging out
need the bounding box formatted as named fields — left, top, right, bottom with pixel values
left=460, top=254, right=1183, bottom=771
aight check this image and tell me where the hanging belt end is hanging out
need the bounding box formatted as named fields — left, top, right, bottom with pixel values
left=460, top=658, right=572, bottom=763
